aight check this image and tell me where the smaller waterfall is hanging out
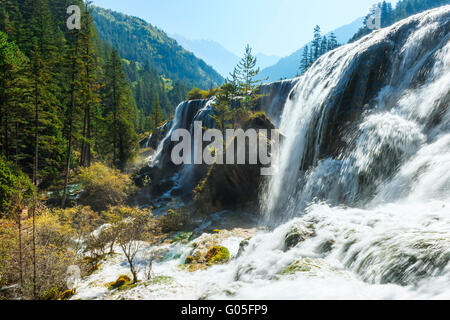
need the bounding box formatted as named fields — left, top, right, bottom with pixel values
left=258, top=78, right=300, bottom=126
left=151, top=99, right=210, bottom=169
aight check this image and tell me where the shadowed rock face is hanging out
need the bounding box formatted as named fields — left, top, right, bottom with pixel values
left=193, top=113, right=277, bottom=214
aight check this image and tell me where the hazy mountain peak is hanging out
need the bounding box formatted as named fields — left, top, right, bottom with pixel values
left=172, top=35, right=281, bottom=78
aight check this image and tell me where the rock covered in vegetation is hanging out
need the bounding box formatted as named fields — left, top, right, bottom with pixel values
left=182, top=228, right=255, bottom=272
left=194, top=113, right=278, bottom=214
left=284, top=223, right=316, bottom=251
left=59, top=289, right=77, bottom=300
left=108, top=274, right=132, bottom=290
left=205, top=246, right=230, bottom=265
left=280, top=258, right=338, bottom=276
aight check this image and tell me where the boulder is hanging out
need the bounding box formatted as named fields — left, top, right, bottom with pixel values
left=284, top=223, right=316, bottom=251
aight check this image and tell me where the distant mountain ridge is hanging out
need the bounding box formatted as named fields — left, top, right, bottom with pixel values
left=256, top=53, right=281, bottom=71
left=92, top=7, right=224, bottom=89
left=172, top=35, right=280, bottom=78
left=258, top=17, right=364, bottom=82
left=172, top=35, right=239, bottom=78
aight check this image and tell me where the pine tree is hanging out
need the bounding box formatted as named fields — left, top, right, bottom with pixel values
left=149, top=93, right=163, bottom=130
left=212, top=83, right=235, bottom=134
left=312, top=25, right=322, bottom=61
left=61, top=25, right=83, bottom=208
left=328, top=33, right=339, bottom=51
left=299, top=45, right=310, bottom=75
left=79, top=1, right=100, bottom=167
left=381, top=1, right=394, bottom=27
left=0, top=31, right=30, bottom=167
left=104, top=49, right=138, bottom=170
left=320, top=36, right=329, bottom=56
left=20, top=0, right=65, bottom=186
left=231, top=44, right=263, bottom=110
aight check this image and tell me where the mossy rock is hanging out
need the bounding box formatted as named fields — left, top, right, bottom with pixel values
left=59, top=289, right=76, bottom=300
left=205, top=246, right=230, bottom=265
left=40, top=287, right=61, bottom=300
left=185, top=255, right=195, bottom=264
left=108, top=274, right=132, bottom=290
left=284, top=223, right=315, bottom=251
left=237, top=238, right=251, bottom=258
left=280, top=258, right=323, bottom=275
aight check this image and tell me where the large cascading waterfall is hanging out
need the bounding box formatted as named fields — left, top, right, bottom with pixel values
left=263, top=6, right=450, bottom=223
left=233, top=6, right=450, bottom=298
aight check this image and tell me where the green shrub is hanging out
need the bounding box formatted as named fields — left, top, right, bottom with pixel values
left=0, top=156, right=33, bottom=217
left=159, top=209, right=188, bottom=233
left=77, top=163, right=136, bottom=212
left=187, top=87, right=207, bottom=100
left=186, top=87, right=219, bottom=100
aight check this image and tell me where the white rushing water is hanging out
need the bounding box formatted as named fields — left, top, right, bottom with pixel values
left=75, top=7, right=450, bottom=300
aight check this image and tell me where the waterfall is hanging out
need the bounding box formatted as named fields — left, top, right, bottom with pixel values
left=263, top=6, right=450, bottom=223
left=151, top=99, right=211, bottom=169
left=258, top=78, right=300, bottom=126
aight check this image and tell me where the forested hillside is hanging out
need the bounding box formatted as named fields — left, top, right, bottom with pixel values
left=349, top=0, right=450, bottom=42
left=0, top=0, right=142, bottom=188
left=91, top=7, right=224, bottom=90
left=0, top=0, right=190, bottom=299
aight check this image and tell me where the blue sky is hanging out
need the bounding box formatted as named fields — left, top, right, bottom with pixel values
left=91, top=0, right=398, bottom=57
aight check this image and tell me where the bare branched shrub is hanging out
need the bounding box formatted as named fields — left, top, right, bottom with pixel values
left=106, top=206, right=155, bottom=283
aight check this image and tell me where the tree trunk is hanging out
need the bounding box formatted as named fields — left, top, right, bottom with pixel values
left=18, top=208, right=23, bottom=287
left=32, top=77, right=39, bottom=300
left=61, top=34, right=79, bottom=208
left=15, top=121, right=19, bottom=166
left=80, top=105, right=87, bottom=166
left=3, top=95, right=9, bottom=159
left=86, top=106, right=91, bottom=166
